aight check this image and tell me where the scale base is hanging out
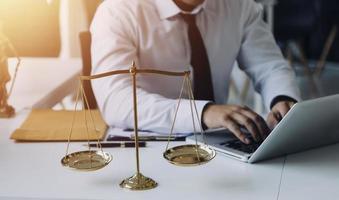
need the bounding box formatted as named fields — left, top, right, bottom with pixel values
left=120, top=173, right=157, bottom=190
left=0, top=105, right=15, bottom=118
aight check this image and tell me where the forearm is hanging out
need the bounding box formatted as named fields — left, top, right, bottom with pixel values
left=259, top=63, right=301, bottom=110
left=237, top=0, right=301, bottom=110
left=93, top=78, right=209, bottom=133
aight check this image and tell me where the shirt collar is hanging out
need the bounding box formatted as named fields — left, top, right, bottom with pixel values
left=155, top=0, right=211, bottom=20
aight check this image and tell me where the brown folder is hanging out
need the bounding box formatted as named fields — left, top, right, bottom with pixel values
left=10, top=109, right=107, bottom=141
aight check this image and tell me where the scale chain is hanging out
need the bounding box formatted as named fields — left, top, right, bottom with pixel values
left=165, top=73, right=187, bottom=151
left=65, top=80, right=82, bottom=156
left=80, top=81, right=104, bottom=152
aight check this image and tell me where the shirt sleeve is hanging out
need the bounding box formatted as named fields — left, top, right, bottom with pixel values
left=236, top=0, right=301, bottom=111
left=90, top=2, right=209, bottom=134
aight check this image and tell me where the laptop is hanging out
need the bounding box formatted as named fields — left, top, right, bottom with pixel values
left=187, top=94, right=339, bottom=163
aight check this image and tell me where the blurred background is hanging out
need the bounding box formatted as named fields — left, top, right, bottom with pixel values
left=0, top=0, right=338, bottom=114
left=0, top=0, right=101, bottom=57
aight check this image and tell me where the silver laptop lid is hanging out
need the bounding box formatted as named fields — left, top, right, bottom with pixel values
left=249, top=94, right=339, bottom=163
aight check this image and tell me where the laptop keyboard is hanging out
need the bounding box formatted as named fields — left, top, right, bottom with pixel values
left=220, top=138, right=261, bottom=154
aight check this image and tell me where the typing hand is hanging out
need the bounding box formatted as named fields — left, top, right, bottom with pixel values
left=267, top=101, right=296, bottom=130
left=202, top=104, right=270, bottom=144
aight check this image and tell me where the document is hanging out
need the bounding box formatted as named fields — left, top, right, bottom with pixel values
left=10, top=109, right=107, bottom=141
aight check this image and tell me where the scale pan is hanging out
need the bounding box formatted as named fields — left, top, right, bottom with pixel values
left=61, top=150, right=112, bottom=171
left=163, top=144, right=216, bottom=166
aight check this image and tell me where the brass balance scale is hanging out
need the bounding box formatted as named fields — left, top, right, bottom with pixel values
left=61, top=61, right=216, bottom=190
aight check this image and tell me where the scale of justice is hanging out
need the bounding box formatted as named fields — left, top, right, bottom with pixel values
left=61, top=61, right=216, bottom=190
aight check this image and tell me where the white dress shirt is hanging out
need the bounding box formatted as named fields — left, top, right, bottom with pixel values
left=90, top=0, right=300, bottom=133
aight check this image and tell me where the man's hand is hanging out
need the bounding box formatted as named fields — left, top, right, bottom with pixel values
left=202, top=104, right=270, bottom=144
left=267, top=101, right=296, bottom=130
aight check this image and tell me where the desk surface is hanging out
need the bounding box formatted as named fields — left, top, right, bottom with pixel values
left=1, top=111, right=339, bottom=200
left=7, top=57, right=81, bottom=111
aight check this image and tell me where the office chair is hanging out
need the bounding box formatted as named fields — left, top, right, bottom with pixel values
left=79, top=31, right=97, bottom=109
left=274, top=0, right=320, bottom=64
left=308, top=0, right=339, bottom=63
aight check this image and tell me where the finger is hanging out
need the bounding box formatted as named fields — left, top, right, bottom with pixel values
left=273, top=111, right=282, bottom=121
left=237, top=106, right=270, bottom=140
left=287, top=101, right=295, bottom=108
left=267, top=112, right=279, bottom=130
left=222, top=117, right=250, bottom=144
left=230, top=111, right=261, bottom=142
left=274, top=102, right=290, bottom=118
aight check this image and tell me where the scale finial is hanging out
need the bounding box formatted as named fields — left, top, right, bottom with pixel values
left=129, top=61, right=137, bottom=75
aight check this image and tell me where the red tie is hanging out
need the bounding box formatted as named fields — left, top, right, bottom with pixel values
left=181, top=14, right=215, bottom=101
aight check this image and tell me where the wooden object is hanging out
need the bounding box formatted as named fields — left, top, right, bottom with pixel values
left=10, top=109, right=107, bottom=141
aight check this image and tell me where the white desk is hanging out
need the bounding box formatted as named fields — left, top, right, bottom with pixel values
left=278, top=145, right=339, bottom=200
left=1, top=111, right=339, bottom=200
left=7, top=57, right=81, bottom=111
